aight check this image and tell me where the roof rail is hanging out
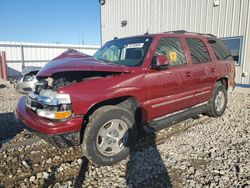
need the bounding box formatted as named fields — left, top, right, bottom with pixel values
left=166, top=30, right=187, bottom=34
left=165, top=30, right=216, bottom=38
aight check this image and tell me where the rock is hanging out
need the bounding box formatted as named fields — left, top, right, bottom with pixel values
left=77, top=158, right=83, bottom=165
left=29, top=176, right=36, bottom=182
left=46, top=158, right=52, bottom=164
left=42, top=172, right=49, bottom=179
left=54, top=156, right=60, bottom=160
left=22, top=160, right=29, bottom=168
left=12, top=157, right=18, bottom=163
left=7, top=156, right=12, bottom=162
left=36, top=172, right=43, bottom=179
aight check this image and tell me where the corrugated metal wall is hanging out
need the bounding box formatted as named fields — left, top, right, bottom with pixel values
left=0, top=41, right=99, bottom=78
left=101, top=0, right=250, bottom=85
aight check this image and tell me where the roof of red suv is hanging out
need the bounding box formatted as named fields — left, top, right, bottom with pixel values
left=115, top=30, right=217, bottom=40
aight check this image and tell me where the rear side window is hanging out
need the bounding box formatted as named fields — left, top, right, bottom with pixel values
left=154, top=37, right=186, bottom=66
left=208, top=38, right=234, bottom=61
left=186, top=38, right=211, bottom=64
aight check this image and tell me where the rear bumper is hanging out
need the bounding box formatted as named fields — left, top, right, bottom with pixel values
left=16, top=96, right=83, bottom=147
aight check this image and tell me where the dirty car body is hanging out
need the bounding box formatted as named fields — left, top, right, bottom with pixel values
left=16, top=33, right=236, bottom=165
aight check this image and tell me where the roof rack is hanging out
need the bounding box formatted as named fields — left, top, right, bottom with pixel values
left=165, top=30, right=216, bottom=38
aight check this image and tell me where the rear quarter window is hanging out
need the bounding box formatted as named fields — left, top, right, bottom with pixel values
left=208, top=38, right=234, bottom=61
left=186, top=38, right=211, bottom=64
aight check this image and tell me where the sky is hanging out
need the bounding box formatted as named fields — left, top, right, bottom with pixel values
left=0, top=0, right=101, bottom=45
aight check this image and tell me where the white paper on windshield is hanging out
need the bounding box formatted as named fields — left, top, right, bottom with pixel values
left=127, top=43, right=144, bottom=48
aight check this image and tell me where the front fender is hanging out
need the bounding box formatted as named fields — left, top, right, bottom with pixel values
left=58, top=73, right=147, bottom=115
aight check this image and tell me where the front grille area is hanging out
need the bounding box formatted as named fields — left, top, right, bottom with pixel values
left=23, top=88, right=33, bottom=92
left=34, top=79, right=48, bottom=94
left=26, top=95, right=45, bottom=111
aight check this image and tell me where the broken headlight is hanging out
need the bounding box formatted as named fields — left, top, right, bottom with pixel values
left=23, top=75, right=35, bottom=82
left=26, top=90, right=72, bottom=120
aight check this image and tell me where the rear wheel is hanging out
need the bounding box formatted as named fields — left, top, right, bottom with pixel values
left=207, top=82, right=227, bottom=117
left=82, top=105, right=137, bottom=166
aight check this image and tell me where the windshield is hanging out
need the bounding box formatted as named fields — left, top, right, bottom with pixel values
left=94, top=37, right=153, bottom=67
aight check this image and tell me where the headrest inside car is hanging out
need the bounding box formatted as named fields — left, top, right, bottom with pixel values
left=125, top=49, right=142, bottom=59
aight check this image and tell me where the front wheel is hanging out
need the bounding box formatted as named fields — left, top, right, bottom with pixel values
left=207, top=82, right=227, bottom=117
left=82, top=105, right=137, bottom=166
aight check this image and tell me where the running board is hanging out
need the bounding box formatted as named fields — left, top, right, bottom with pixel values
left=143, top=104, right=208, bottom=133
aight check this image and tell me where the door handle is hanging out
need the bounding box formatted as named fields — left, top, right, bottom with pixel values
left=211, top=67, right=215, bottom=73
left=186, top=71, right=191, bottom=77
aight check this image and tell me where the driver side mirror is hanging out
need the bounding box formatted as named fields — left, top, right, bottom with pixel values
left=151, top=55, right=169, bottom=70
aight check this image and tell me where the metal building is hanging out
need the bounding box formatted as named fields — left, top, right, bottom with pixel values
left=100, top=0, right=250, bottom=86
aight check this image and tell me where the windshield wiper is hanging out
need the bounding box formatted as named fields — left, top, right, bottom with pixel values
left=96, top=57, right=112, bottom=63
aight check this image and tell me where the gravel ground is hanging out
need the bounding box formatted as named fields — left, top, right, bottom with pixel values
left=0, top=79, right=249, bottom=188
left=0, top=79, right=23, bottom=142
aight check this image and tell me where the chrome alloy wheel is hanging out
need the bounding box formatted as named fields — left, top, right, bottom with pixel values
left=96, top=119, right=129, bottom=156
left=215, top=90, right=225, bottom=112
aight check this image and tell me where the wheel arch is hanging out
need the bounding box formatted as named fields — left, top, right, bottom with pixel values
left=86, top=96, right=141, bottom=117
left=80, top=96, right=142, bottom=139
left=216, top=77, right=228, bottom=90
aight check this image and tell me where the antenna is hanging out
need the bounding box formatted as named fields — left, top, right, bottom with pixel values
left=82, top=30, right=84, bottom=45
left=77, top=28, right=80, bottom=45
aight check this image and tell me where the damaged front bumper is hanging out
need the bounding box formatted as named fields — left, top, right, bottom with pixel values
left=16, top=96, right=83, bottom=148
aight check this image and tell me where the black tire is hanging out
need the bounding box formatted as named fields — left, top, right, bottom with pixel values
left=206, top=82, right=227, bottom=117
left=82, top=105, right=137, bottom=166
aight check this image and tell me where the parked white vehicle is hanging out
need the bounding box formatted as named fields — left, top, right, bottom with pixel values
left=14, top=66, right=41, bottom=94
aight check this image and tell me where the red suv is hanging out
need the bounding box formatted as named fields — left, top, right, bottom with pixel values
left=16, top=31, right=235, bottom=166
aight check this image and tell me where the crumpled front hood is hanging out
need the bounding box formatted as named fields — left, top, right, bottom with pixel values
left=22, top=66, right=42, bottom=76
left=37, top=49, right=131, bottom=77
